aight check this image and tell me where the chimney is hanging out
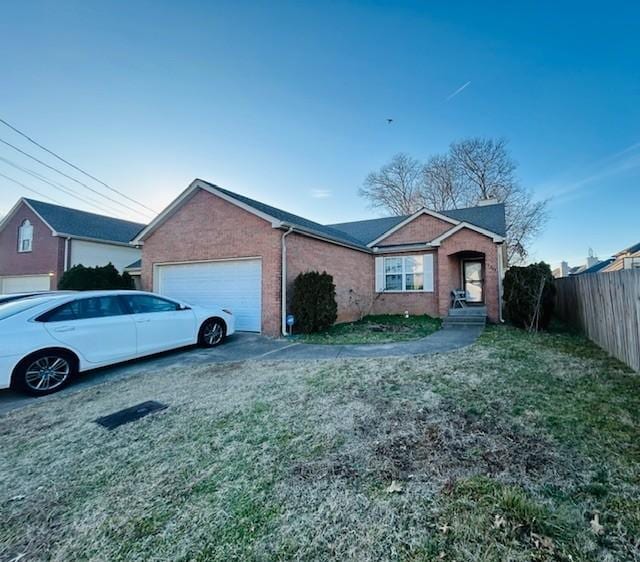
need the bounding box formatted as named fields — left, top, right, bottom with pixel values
left=560, top=261, right=569, bottom=277
left=586, top=256, right=599, bottom=269
left=477, top=197, right=499, bottom=207
left=586, top=248, right=599, bottom=269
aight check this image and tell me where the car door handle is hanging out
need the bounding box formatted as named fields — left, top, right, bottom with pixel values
left=135, top=319, right=151, bottom=324
left=53, top=326, right=75, bottom=332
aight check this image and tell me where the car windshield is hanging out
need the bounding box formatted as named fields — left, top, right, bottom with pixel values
left=0, top=296, right=63, bottom=321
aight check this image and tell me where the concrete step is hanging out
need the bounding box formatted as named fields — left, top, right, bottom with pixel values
left=442, top=316, right=486, bottom=328
left=448, top=306, right=487, bottom=317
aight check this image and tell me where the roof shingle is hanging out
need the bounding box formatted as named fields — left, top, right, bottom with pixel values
left=25, top=199, right=146, bottom=244
left=193, top=181, right=506, bottom=248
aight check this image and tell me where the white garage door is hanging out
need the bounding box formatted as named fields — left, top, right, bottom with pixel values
left=0, top=275, right=51, bottom=294
left=156, top=259, right=262, bottom=332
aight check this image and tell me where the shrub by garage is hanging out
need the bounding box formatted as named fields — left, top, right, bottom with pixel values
left=58, top=263, right=134, bottom=291
left=291, top=271, right=338, bottom=333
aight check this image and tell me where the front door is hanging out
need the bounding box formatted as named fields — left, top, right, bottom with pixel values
left=463, top=261, right=484, bottom=303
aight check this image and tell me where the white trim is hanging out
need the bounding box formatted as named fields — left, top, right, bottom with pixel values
left=367, top=208, right=459, bottom=247
left=132, top=180, right=283, bottom=245
left=64, top=237, right=70, bottom=272
left=497, top=243, right=505, bottom=322
left=281, top=227, right=293, bottom=336
left=373, top=243, right=435, bottom=254
left=430, top=222, right=505, bottom=245
left=379, top=254, right=434, bottom=293
left=56, top=233, right=136, bottom=248
left=283, top=227, right=371, bottom=254
left=0, top=198, right=57, bottom=236
left=130, top=179, right=371, bottom=253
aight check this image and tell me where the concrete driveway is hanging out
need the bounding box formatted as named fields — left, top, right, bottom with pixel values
left=0, top=325, right=482, bottom=415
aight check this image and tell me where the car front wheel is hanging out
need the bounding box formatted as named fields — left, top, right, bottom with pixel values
left=199, top=318, right=226, bottom=348
left=14, top=350, right=77, bottom=396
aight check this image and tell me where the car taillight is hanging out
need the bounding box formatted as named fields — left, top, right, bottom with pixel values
left=222, top=309, right=233, bottom=315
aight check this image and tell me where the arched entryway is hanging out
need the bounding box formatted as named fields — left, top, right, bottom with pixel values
left=447, top=250, right=487, bottom=306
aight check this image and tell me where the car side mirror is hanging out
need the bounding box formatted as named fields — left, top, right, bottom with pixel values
left=178, top=304, right=191, bottom=311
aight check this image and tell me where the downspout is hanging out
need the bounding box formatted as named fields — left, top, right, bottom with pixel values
left=63, top=237, right=71, bottom=272
left=497, top=243, right=505, bottom=323
left=281, top=227, right=294, bottom=336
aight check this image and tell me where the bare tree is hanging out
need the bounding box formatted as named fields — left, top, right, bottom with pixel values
left=449, top=138, right=517, bottom=200
left=359, top=153, right=423, bottom=215
left=448, top=138, right=548, bottom=263
left=359, top=138, right=548, bottom=263
left=420, top=154, right=467, bottom=210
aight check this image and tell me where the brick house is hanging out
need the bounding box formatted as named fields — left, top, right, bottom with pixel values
left=0, top=198, right=145, bottom=294
left=133, top=179, right=506, bottom=335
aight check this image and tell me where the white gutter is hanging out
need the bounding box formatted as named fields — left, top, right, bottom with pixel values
left=63, top=237, right=71, bottom=271
left=281, top=227, right=294, bottom=336
left=497, top=243, right=505, bottom=322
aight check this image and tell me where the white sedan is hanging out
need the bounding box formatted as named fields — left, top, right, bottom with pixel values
left=0, top=290, right=235, bottom=396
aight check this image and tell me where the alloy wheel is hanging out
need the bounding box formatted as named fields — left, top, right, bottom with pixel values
left=24, top=356, right=71, bottom=392
left=203, top=321, right=224, bottom=346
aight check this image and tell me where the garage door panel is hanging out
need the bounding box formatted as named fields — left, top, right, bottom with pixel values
left=157, top=260, right=262, bottom=332
left=1, top=275, right=51, bottom=294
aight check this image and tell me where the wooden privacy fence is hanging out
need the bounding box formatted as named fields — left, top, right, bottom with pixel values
left=555, top=270, right=640, bottom=372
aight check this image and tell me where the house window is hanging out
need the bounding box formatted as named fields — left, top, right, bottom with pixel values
left=384, top=255, right=424, bottom=291
left=18, top=220, right=33, bottom=253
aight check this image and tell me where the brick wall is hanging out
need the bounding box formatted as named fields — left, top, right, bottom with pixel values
left=0, top=202, right=63, bottom=289
left=140, top=188, right=503, bottom=333
left=286, top=233, right=374, bottom=323
left=436, top=228, right=500, bottom=322
left=370, top=250, right=440, bottom=316
left=380, top=214, right=453, bottom=246
left=141, top=189, right=283, bottom=335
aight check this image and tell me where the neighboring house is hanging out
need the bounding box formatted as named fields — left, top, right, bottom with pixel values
left=124, top=259, right=142, bottom=289
left=0, top=198, right=145, bottom=294
left=578, top=258, right=614, bottom=275
left=553, top=253, right=602, bottom=278
left=132, top=179, right=507, bottom=335
left=601, top=241, right=640, bottom=272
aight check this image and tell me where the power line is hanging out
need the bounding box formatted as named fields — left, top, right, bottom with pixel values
left=0, top=117, right=159, bottom=215
left=0, top=155, right=128, bottom=218
left=0, top=136, right=154, bottom=221
left=0, top=171, right=66, bottom=206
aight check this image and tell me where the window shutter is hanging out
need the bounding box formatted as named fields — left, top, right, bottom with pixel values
left=423, top=254, right=434, bottom=292
left=375, top=257, right=384, bottom=292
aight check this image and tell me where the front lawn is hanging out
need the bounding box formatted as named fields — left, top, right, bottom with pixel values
left=1, top=325, right=639, bottom=561
left=296, top=313, right=442, bottom=344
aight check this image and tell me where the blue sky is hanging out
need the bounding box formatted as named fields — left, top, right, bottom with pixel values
left=0, top=1, right=638, bottom=267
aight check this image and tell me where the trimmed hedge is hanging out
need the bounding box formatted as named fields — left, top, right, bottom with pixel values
left=58, top=263, right=134, bottom=291
left=290, top=271, right=338, bottom=333
left=503, top=262, right=556, bottom=331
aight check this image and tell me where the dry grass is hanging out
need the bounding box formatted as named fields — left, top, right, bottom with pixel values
left=297, top=314, right=442, bottom=344
left=1, top=325, right=639, bottom=561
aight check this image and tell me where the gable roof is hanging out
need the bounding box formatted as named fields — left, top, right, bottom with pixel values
left=210, top=183, right=369, bottom=249
left=133, top=179, right=505, bottom=251
left=329, top=203, right=506, bottom=245
left=440, top=204, right=506, bottom=238
left=615, top=241, right=640, bottom=256
left=327, top=215, right=410, bottom=245
left=23, top=199, right=146, bottom=245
